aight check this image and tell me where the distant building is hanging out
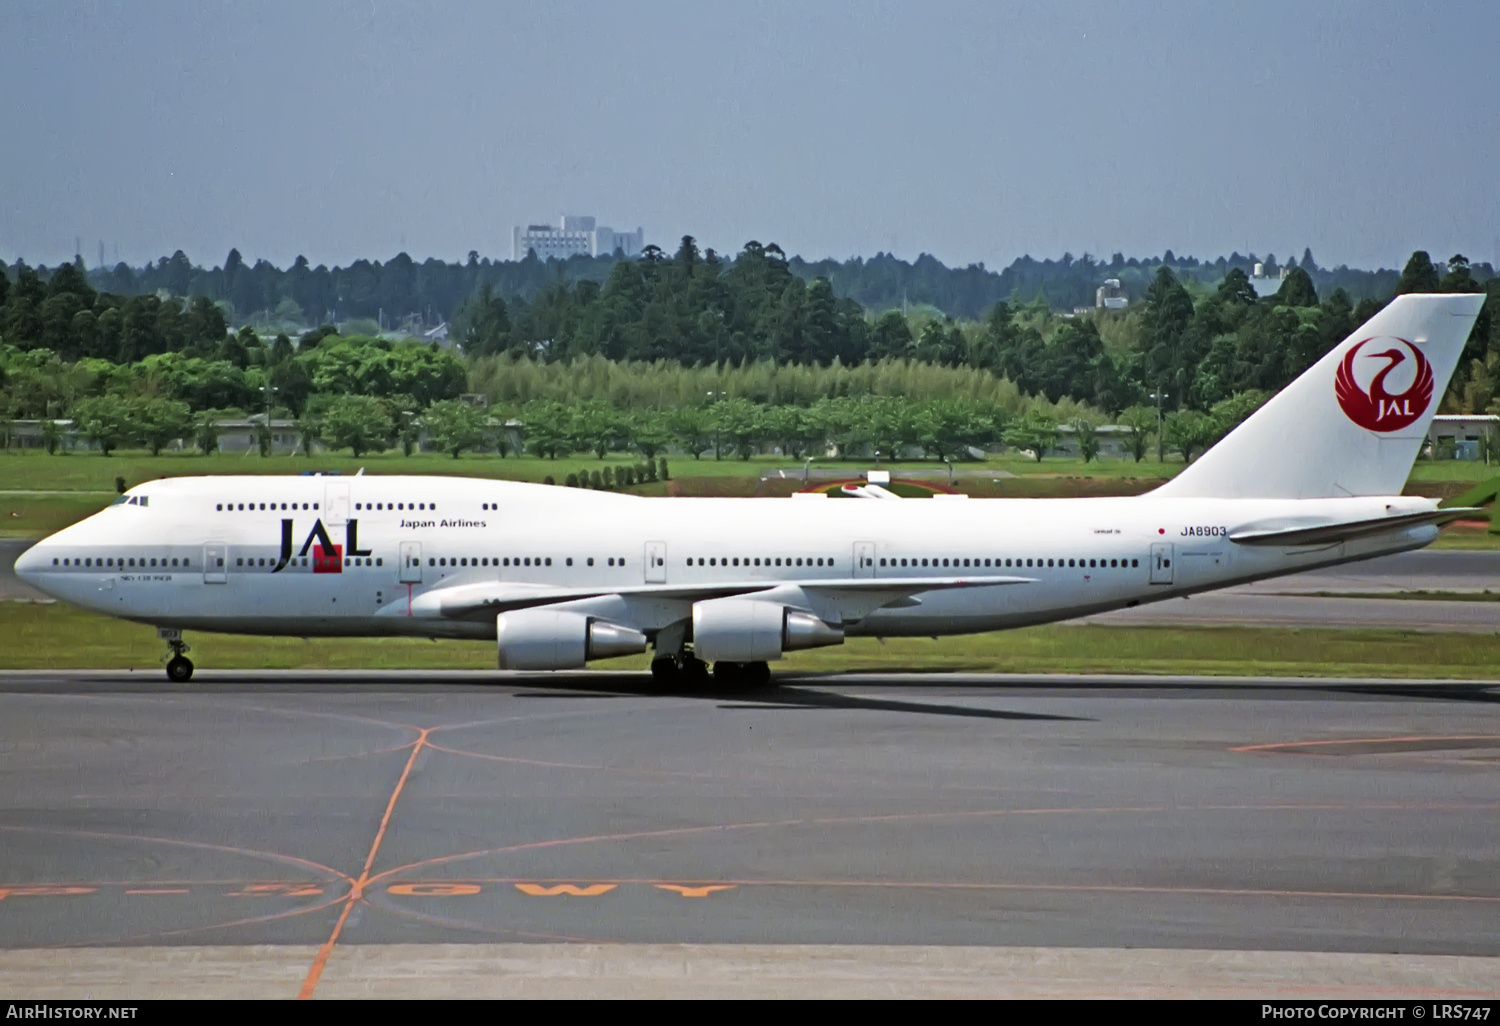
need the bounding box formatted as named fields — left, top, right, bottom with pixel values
left=1095, top=278, right=1128, bottom=310
left=1427, top=414, right=1500, bottom=461
left=512, top=215, right=645, bottom=261
left=213, top=418, right=307, bottom=455
left=1248, top=263, right=1291, bottom=297
left=1054, top=424, right=1137, bottom=460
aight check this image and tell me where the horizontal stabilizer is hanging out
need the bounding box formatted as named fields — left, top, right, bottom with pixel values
left=1228, top=507, right=1482, bottom=547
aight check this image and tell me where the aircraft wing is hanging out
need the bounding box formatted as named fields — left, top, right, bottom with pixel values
left=405, top=575, right=1035, bottom=621
left=1228, top=507, right=1483, bottom=547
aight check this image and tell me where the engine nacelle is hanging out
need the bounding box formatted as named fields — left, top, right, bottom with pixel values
left=496, top=609, right=648, bottom=670
left=691, top=598, right=844, bottom=663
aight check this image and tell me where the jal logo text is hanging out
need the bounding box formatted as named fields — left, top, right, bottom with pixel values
left=272, top=519, right=371, bottom=573
left=1333, top=336, right=1434, bottom=433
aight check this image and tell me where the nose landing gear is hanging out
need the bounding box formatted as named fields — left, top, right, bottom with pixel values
left=158, top=627, right=194, bottom=682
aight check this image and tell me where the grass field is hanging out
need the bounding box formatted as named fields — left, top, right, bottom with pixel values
left=4, top=601, right=1497, bottom=680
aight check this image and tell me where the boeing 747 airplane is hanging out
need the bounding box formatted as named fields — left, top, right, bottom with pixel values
left=13, top=293, right=1486, bottom=685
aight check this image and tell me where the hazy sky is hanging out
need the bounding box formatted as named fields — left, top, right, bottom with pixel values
left=2, top=0, right=1496, bottom=272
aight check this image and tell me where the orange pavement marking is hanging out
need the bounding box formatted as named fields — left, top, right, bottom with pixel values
left=514, top=883, right=616, bottom=897
left=387, top=883, right=481, bottom=897
left=365, top=800, right=1500, bottom=890
left=298, top=728, right=430, bottom=1001
left=655, top=884, right=736, bottom=897
left=125, top=889, right=190, bottom=895
left=226, top=883, right=325, bottom=897
left=0, top=887, right=95, bottom=900
left=1232, top=734, right=1500, bottom=754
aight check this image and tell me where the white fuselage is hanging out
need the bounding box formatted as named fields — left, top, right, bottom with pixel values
left=15, top=474, right=1440, bottom=645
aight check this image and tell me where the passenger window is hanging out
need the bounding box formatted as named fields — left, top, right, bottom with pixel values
left=376, top=558, right=383, bottom=566
left=566, top=558, right=573, bottom=566
left=587, top=558, right=595, bottom=566
left=545, top=558, right=552, bottom=566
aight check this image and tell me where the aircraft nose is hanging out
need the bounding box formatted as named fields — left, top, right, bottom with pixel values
left=13, top=541, right=48, bottom=585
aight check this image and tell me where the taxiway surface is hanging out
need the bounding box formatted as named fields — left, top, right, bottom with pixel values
left=0, top=670, right=1497, bottom=997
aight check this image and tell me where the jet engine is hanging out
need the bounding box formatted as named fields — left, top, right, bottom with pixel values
left=691, top=598, right=844, bottom=663
left=496, top=609, right=648, bottom=670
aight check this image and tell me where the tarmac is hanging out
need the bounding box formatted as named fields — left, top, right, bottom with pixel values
left=0, top=669, right=1496, bottom=997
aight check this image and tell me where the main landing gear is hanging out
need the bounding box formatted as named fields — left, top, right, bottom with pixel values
left=649, top=653, right=771, bottom=689
left=650, top=655, right=708, bottom=687
left=159, top=628, right=194, bottom=682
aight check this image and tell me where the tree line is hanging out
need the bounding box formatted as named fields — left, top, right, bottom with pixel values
left=6, top=239, right=1485, bottom=330
left=1, top=241, right=1495, bottom=466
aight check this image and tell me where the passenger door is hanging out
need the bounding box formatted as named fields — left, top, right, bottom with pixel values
left=399, top=541, right=423, bottom=584
left=645, top=541, right=667, bottom=583
left=203, top=542, right=227, bottom=584
left=853, top=541, right=876, bottom=579
left=1149, top=542, right=1174, bottom=585
left=325, top=481, right=350, bottom=526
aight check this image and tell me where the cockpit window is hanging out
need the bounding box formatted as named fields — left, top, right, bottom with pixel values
left=112, top=495, right=149, bottom=507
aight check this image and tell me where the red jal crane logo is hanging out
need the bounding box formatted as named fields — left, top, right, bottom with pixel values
left=1334, top=337, right=1433, bottom=432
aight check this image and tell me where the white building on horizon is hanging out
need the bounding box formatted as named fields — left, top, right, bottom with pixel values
left=1095, top=278, right=1128, bottom=310
left=512, top=216, right=645, bottom=261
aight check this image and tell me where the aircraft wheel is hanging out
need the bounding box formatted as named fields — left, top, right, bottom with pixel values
left=744, top=661, right=772, bottom=687
left=650, top=657, right=680, bottom=685
left=712, top=661, right=743, bottom=685
left=679, top=656, right=711, bottom=686
left=165, top=656, right=194, bottom=683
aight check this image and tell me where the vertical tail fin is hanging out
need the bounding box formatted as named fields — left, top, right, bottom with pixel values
left=1152, top=292, right=1485, bottom=500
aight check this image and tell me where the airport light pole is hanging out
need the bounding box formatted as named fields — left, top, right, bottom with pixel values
left=261, top=385, right=279, bottom=457
left=1149, top=389, right=1168, bottom=463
